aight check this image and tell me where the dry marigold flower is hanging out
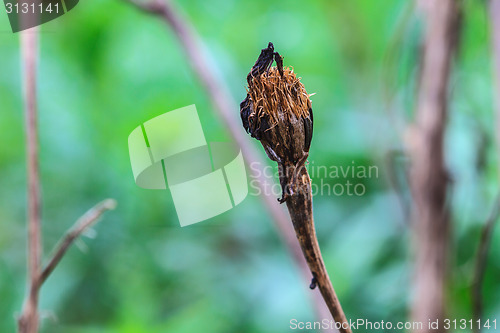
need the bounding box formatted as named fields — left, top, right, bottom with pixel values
left=240, top=44, right=351, bottom=331
left=240, top=42, right=313, bottom=202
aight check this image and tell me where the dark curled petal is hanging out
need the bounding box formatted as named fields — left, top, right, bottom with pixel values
left=241, top=42, right=277, bottom=139
left=240, top=94, right=268, bottom=141
left=240, top=95, right=252, bottom=134
left=254, top=116, right=271, bottom=141
left=304, top=107, right=313, bottom=153
left=247, top=42, right=275, bottom=84
left=274, top=52, right=284, bottom=77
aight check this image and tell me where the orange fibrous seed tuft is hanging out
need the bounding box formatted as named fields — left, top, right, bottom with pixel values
left=247, top=66, right=311, bottom=130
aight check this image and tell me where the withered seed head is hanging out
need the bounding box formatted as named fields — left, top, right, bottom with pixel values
left=248, top=67, right=311, bottom=130
left=240, top=42, right=313, bottom=166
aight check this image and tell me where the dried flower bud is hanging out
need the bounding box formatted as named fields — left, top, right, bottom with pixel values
left=240, top=45, right=349, bottom=329
left=240, top=42, right=313, bottom=167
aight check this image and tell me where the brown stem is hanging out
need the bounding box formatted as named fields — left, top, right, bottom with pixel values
left=17, top=199, right=116, bottom=333
left=39, top=199, right=117, bottom=285
left=408, top=0, right=460, bottom=331
left=282, top=164, right=351, bottom=333
left=18, top=27, right=41, bottom=333
left=16, top=19, right=116, bottom=333
left=125, top=0, right=334, bottom=325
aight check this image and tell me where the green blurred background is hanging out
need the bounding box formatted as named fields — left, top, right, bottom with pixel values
left=1, top=0, right=499, bottom=332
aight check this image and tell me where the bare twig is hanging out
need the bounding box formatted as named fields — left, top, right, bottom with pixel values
left=471, top=194, right=500, bottom=333
left=125, top=0, right=334, bottom=326
left=407, top=0, right=460, bottom=331
left=39, top=199, right=117, bottom=285
left=16, top=19, right=116, bottom=333
left=18, top=198, right=116, bottom=333
left=18, top=26, right=41, bottom=333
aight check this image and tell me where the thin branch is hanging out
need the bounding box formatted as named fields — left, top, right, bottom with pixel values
left=18, top=26, right=41, bottom=333
left=18, top=198, right=116, bottom=333
left=408, top=0, right=460, bottom=331
left=39, top=199, right=117, bottom=285
left=125, top=0, right=334, bottom=326
left=16, top=19, right=116, bottom=333
left=471, top=194, right=500, bottom=333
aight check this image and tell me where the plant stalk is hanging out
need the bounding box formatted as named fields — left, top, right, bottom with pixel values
left=281, top=163, right=351, bottom=333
